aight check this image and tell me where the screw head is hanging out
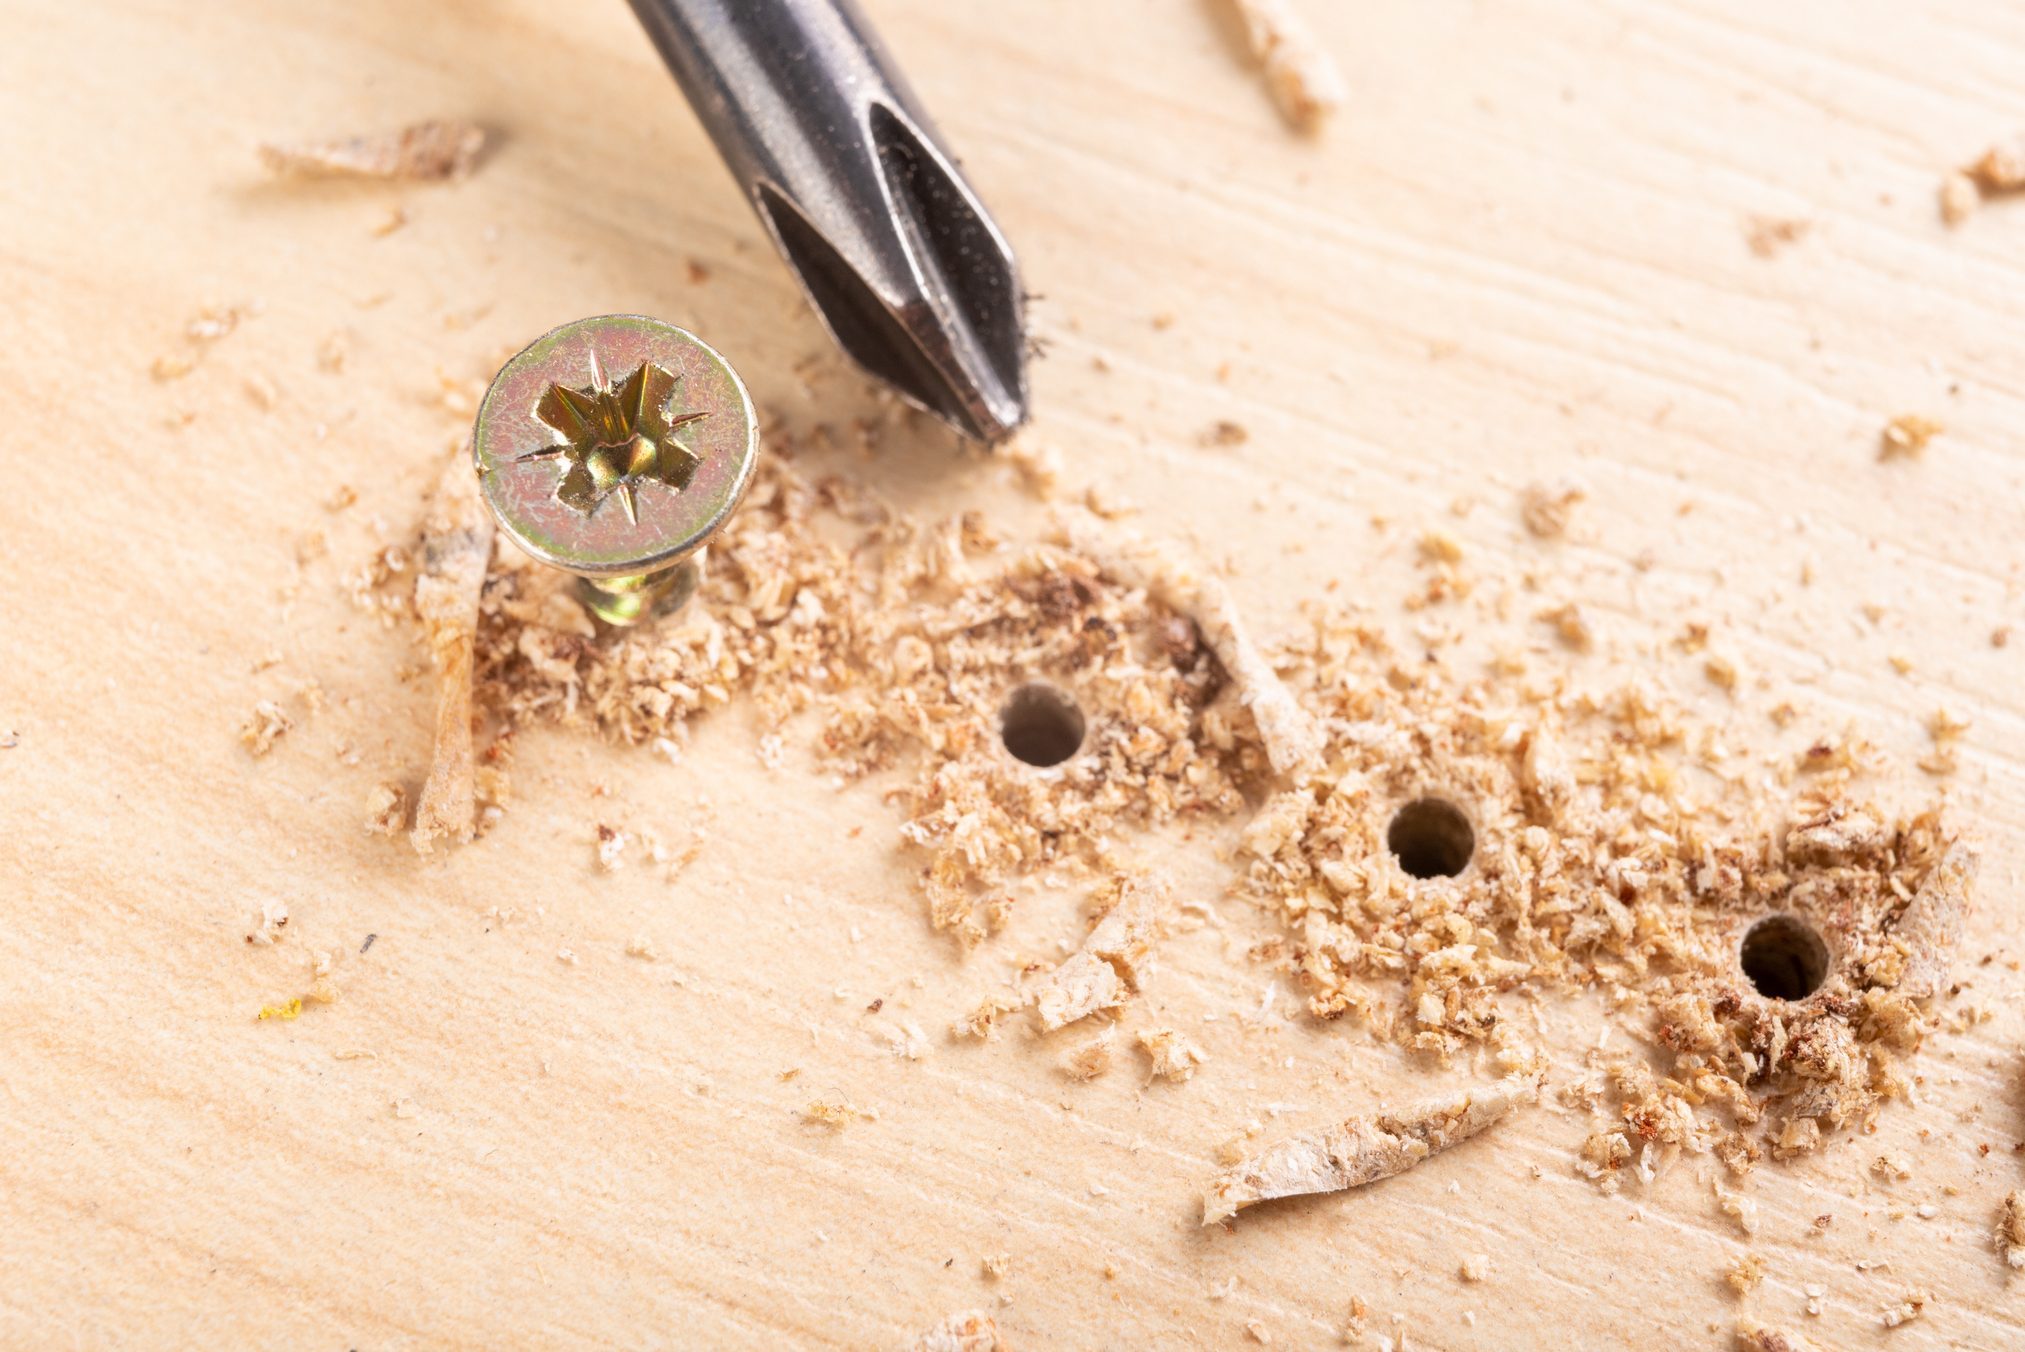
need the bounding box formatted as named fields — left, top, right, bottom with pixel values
left=473, top=315, right=760, bottom=580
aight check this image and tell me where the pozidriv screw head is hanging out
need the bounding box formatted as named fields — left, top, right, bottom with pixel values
left=473, top=315, right=759, bottom=621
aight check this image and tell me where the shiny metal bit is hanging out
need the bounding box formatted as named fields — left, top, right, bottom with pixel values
left=626, top=0, right=1030, bottom=443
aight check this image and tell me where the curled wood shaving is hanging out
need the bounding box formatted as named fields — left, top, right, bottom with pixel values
left=1220, top=0, right=1347, bottom=132
left=1202, top=1072, right=1540, bottom=1224
left=410, top=448, right=493, bottom=854
left=259, top=120, right=488, bottom=182
left=1034, top=875, right=1167, bottom=1032
left=1058, top=510, right=1320, bottom=776
left=910, top=1310, right=1002, bottom=1352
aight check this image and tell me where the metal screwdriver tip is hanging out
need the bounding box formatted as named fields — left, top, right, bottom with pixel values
left=627, top=0, right=1030, bottom=444
left=473, top=315, right=760, bottom=627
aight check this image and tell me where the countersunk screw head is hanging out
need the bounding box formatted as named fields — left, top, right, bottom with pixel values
left=473, top=315, right=759, bottom=622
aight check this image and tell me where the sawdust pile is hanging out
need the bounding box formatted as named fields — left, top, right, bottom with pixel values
left=1941, top=136, right=2025, bottom=226
left=1236, top=607, right=1977, bottom=1175
left=372, top=437, right=1973, bottom=1181
left=443, top=452, right=1269, bottom=945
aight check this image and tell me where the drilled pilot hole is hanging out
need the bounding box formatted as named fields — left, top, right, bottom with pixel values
left=999, top=681, right=1086, bottom=768
left=1739, top=913, right=1830, bottom=1001
left=1387, top=797, right=1475, bottom=880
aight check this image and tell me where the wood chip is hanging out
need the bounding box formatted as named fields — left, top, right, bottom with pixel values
left=1033, top=875, right=1167, bottom=1032
left=259, top=120, right=488, bottom=182
left=1940, top=171, right=1980, bottom=227
left=1137, top=1027, right=1208, bottom=1082
left=1201, top=1072, right=1540, bottom=1224
left=1894, top=842, right=1978, bottom=1000
left=1734, top=1318, right=1821, bottom=1352
left=1519, top=479, right=1586, bottom=539
left=1878, top=1289, right=1929, bottom=1328
left=1997, top=1189, right=2025, bottom=1270
left=410, top=446, right=493, bottom=854
left=238, top=700, right=293, bottom=757
left=1220, top=0, right=1347, bottom=132
left=909, top=1310, right=1002, bottom=1352
left=1879, top=414, right=1943, bottom=460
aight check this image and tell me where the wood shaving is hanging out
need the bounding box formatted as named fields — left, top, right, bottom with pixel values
left=1723, top=1253, right=1765, bottom=1296
left=238, top=700, right=293, bottom=757
left=1059, top=508, right=1321, bottom=776
left=1033, top=875, right=1167, bottom=1032
left=409, top=447, right=493, bottom=855
left=1735, top=1319, right=1821, bottom=1352
left=1892, top=842, right=1976, bottom=1000
left=909, top=1310, right=1002, bottom=1352
left=1201, top=1072, right=1539, bottom=1224
left=1519, top=479, right=1586, bottom=539
left=1879, top=414, right=1943, bottom=460
left=259, top=119, right=488, bottom=182
left=1137, top=1027, right=1208, bottom=1082
left=1219, top=0, right=1347, bottom=132
left=1458, top=1253, right=1490, bottom=1283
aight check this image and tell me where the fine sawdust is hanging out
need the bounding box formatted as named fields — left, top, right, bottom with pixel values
left=259, top=119, right=488, bottom=182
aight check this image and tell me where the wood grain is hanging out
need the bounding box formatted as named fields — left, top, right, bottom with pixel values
left=3, top=0, right=2024, bottom=1346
